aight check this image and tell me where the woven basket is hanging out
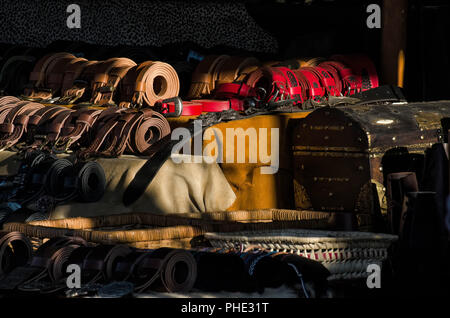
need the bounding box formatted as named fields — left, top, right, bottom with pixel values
left=2, top=209, right=335, bottom=249
left=204, top=229, right=398, bottom=280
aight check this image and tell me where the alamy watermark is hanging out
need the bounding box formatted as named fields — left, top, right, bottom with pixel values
left=366, top=264, right=381, bottom=288
left=170, top=120, right=280, bottom=175
left=66, top=4, right=81, bottom=29
left=366, top=4, right=381, bottom=29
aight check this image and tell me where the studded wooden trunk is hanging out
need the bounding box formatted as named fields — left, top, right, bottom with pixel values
left=292, top=101, right=450, bottom=229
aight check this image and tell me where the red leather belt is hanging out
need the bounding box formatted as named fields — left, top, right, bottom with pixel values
left=191, top=99, right=244, bottom=112
left=294, top=67, right=326, bottom=102
left=318, top=60, right=359, bottom=96
left=213, top=82, right=255, bottom=100
left=331, top=54, right=379, bottom=92
left=245, top=66, right=303, bottom=105
left=155, top=98, right=203, bottom=117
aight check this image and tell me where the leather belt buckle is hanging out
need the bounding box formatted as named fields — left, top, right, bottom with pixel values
left=154, top=97, right=183, bottom=118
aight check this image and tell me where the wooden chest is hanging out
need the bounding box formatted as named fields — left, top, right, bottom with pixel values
left=292, top=101, right=450, bottom=226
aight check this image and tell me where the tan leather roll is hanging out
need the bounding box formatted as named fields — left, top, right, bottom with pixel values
left=24, top=52, right=76, bottom=99
left=90, top=57, right=137, bottom=105
left=215, top=56, right=260, bottom=85
left=119, top=61, right=180, bottom=108
left=187, top=55, right=229, bottom=99
left=60, top=61, right=100, bottom=104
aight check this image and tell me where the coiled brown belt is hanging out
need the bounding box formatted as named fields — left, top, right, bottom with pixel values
left=0, top=98, right=171, bottom=158
left=0, top=236, right=86, bottom=291
left=114, top=247, right=197, bottom=293
left=0, top=231, right=33, bottom=278
left=21, top=52, right=180, bottom=107
left=119, top=61, right=180, bottom=108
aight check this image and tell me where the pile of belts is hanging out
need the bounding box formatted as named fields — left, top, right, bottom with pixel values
left=0, top=151, right=106, bottom=224
left=0, top=235, right=329, bottom=297
left=183, top=54, right=379, bottom=114
left=21, top=52, right=180, bottom=108
left=0, top=96, right=171, bottom=157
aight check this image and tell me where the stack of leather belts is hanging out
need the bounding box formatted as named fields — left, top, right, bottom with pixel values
left=20, top=52, right=180, bottom=108
left=0, top=150, right=106, bottom=225
left=186, top=54, right=379, bottom=112
left=0, top=96, right=171, bottom=157
left=0, top=238, right=198, bottom=296
left=0, top=236, right=326, bottom=297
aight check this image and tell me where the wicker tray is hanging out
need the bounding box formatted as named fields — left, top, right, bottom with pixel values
left=3, top=209, right=335, bottom=249
left=204, top=229, right=398, bottom=280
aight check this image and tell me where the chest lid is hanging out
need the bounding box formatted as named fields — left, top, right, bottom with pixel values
left=293, top=101, right=450, bottom=153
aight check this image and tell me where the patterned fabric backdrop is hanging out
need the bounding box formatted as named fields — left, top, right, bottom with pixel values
left=0, top=0, right=278, bottom=53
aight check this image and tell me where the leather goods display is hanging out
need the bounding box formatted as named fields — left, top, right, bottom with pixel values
left=77, top=107, right=171, bottom=159
left=0, top=236, right=86, bottom=291
left=215, top=56, right=260, bottom=85
left=118, top=61, right=180, bottom=108
left=186, top=54, right=378, bottom=112
left=292, top=101, right=450, bottom=230
left=0, top=97, right=171, bottom=157
left=331, top=54, right=379, bottom=92
left=187, top=55, right=229, bottom=99
left=23, top=52, right=78, bottom=100
left=90, top=57, right=136, bottom=105
left=245, top=66, right=304, bottom=107
left=118, top=247, right=197, bottom=293
left=0, top=151, right=106, bottom=224
left=154, top=98, right=203, bottom=117
left=0, top=231, right=33, bottom=278
left=14, top=51, right=180, bottom=107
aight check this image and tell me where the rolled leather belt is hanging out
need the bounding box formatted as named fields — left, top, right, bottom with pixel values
left=53, top=108, right=104, bottom=152
left=90, top=57, right=137, bottom=105
left=119, top=61, right=180, bottom=108
left=187, top=55, right=229, bottom=99
left=0, top=101, right=44, bottom=151
left=0, top=231, right=33, bottom=278
left=319, top=60, right=359, bottom=96
left=24, top=52, right=76, bottom=100
left=27, top=106, right=74, bottom=150
left=215, top=56, right=260, bottom=85
left=76, top=161, right=106, bottom=203
left=59, top=59, right=98, bottom=104
left=294, top=67, right=326, bottom=102
left=246, top=66, right=303, bottom=105
left=61, top=61, right=100, bottom=104
left=75, top=244, right=132, bottom=284
left=78, top=108, right=170, bottom=159
left=127, top=248, right=197, bottom=293
left=0, top=236, right=86, bottom=291
left=317, top=62, right=343, bottom=94
left=331, top=54, right=379, bottom=92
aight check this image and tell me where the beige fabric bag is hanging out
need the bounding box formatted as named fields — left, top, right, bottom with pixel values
left=0, top=152, right=236, bottom=219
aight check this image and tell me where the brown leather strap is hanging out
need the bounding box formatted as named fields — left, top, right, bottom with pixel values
left=216, top=56, right=260, bottom=85
left=54, top=108, right=104, bottom=151
left=187, top=55, right=229, bottom=99
left=0, top=101, right=44, bottom=150
left=119, top=61, right=180, bottom=108
left=126, top=109, right=171, bottom=156
left=90, top=58, right=136, bottom=105
left=24, top=53, right=76, bottom=99
left=60, top=61, right=100, bottom=104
